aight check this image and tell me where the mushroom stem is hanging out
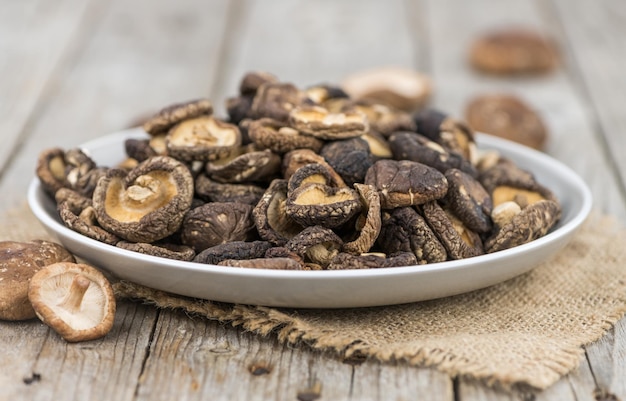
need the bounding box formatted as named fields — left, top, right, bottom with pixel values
left=60, top=274, right=90, bottom=312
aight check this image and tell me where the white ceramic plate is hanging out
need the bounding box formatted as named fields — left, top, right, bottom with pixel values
left=28, top=128, right=592, bottom=308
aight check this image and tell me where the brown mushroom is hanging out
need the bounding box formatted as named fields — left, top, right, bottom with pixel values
left=57, top=189, right=121, bottom=246
left=364, top=159, right=448, bottom=209
left=466, top=94, right=548, bottom=150
left=193, top=241, right=272, bottom=265
left=125, top=138, right=158, bottom=162
left=248, top=118, right=324, bottom=154
left=218, top=257, right=303, bottom=270
left=239, top=71, right=279, bottom=95
left=225, top=95, right=254, bottom=125
left=264, top=246, right=307, bottom=268
left=252, top=179, right=303, bottom=246
left=205, top=148, right=281, bottom=183
left=327, top=252, right=418, bottom=270
left=116, top=241, right=195, bottom=261
left=377, top=207, right=447, bottom=264
left=485, top=199, right=561, bottom=253
left=304, top=84, right=349, bottom=104
left=195, top=174, right=265, bottom=205
left=422, top=201, right=484, bottom=260
left=287, top=163, right=345, bottom=193
left=343, top=184, right=382, bottom=255
left=36, top=148, right=69, bottom=196
left=319, top=137, right=375, bottom=186
left=341, top=67, right=432, bottom=112
left=469, top=28, right=559, bottom=75
left=479, top=156, right=557, bottom=208
left=286, top=183, right=362, bottom=228
left=92, top=156, right=194, bottom=243
left=28, top=262, right=115, bottom=342
left=288, top=105, right=368, bottom=140
left=281, top=149, right=345, bottom=185
left=180, top=202, right=255, bottom=253
left=285, top=226, right=343, bottom=267
left=444, top=169, right=493, bottom=233
left=414, top=109, right=477, bottom=162
left=250, top=82, right=307, bottom=121
left=143, top=98, right=213, bottom=136
left=349, top=100, right=416, bottom=136
left=0, top=241, right=75, bottom=321
left=166, top=116, right=242, bottom=162
left=388, top=132, right=476, bottom=177
left=360, top=130, right=393, bottom=159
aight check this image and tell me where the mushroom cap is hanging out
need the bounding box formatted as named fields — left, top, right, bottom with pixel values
left=282, top=149, right=346, bottom=185
left=327, top=252, right=418, bottom=270
left=27, top=262, right=115, bottom=342
left=166, top=116, right=242, bottom=162
left=287, top=162, right=345, bottom=193
left=288, top=105, right=368, bottom=140
left=36, top=147, right=68, bottom=196
left=205, top=148, right=281, bottom=184
left=343, top=184, right=382, bottom=255
left=252, top=179, right=303, bottom=246
left=218, top=257, right=303, bottom=270
left=57, top=190, right=121, bottom=245
left=319, top=137, right=375, bottom=187
left=92, top=156, right=194, bottom=243
left=116, top=241, right=196, bottom=261
left=286, top=183, right=362, bottom=228
left=286, top=226, right=343, bottom=267
left=466, top=94, right=548, bottom=150
left=248, top=118, right=324, bottom=154
left=193, top=241, right=272, bottom=265
left=0, top=241, right=75, bottom=321
left=250, top=82, right=307, bottom=121
left=444, top=168, right=493, bottom=233
left=349, top=101, right=416, bottom=136
left=143, top=98, right=213, bottom=136
left=469, top=28, right=559, bottom=75
left=239, top=71, right=279, bottom=95
left=341, top=67, right=432, bottom=112
left=485, top=199, right=562, bottom=253
left=364, top=159, right=448, bottom=209
left=195, top=174, right=265, bottom=205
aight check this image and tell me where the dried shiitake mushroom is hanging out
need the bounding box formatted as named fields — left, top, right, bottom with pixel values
left=304, top=84, right=349, bottom=104
left=125, top=138, right=157, bottom=163
left=364, top=159, right=448, bottom=209
left=485, top=199, right=561, bottom=253
left=195, top=174, right=265, bottom=205
left=250, top=82, right=307, bottom=121
left=28, top=262, right=115, bottom=342
left=193, top=241, right=272, bottom=265
left=465, top=94, right=548, bottom=150
left=414, top=109, right=477, bottom=162
left=281, top=149, right=345, bottom=184
left=422, top=201, right=484, bottom=260
left=320, top=138, right=375, bottom=186
left=0, top=241, right=75, bottom=321
left=286, top=183, right=361, bottom=228
left=469, top=28, right=559, bottom=75
left=341, top=67, right=432, bottom=112
left=166, top=116, right=242, bottom=162
left=92, top=156, right=194, bottom=243
left=287, top=163, right=345, bottom=193
left=205, top=148, right=281, bottom=183
left=289, top=105, right=368, bottom=140
left=327, top=252, right=418, bottom=270
left=343, top=184, right=382, bottom=255
left=388, top=132, right=476, bottom=177
left=248, top=118, right=324, bottom=154
left=349, top=101, right=416, bottom=136
left=444, top=169, right=493, bottom=233
left=180, top=202, right=255, bottom=253
left=239, top=71, right=279, bottom=95
left=285, top=226, right=343, bottom=267
left=377, top=207, right=447, bottom=264
left=218, top=257, right=303, bottom=270
left=253, top=179, right=303, bottom=246
left=143, top=98, right=213, bottom=136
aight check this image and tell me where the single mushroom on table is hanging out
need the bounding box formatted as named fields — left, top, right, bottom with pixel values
left=0, top=241, right=75, bottom=321
left=28, top=262, right=115, bottom=342
left=92, top=155, right=194, bottom=243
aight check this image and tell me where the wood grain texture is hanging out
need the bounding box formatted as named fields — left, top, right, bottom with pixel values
left=0, top=0, right=95, bottom=175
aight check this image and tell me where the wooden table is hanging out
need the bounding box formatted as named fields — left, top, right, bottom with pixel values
left=1, top=0, right=625, bottom=399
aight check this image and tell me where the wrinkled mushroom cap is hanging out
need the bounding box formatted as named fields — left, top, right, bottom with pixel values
left=36, top=148, right=68, bottom=196
left=289, top=105, right=368, bottom=140
left=143, top=98, right=213, bottom=136
left=286, top=183, right=362, bottom=228
left=444, top=168, right=493, bottom=233
left=166, top=116, right=242, bottom=162
left=343, top=184, right=382, bottom=255
left=0, top=241, right=75, bottom=321
left=248, top=118, right=324, bottom=154
left=252, top=179, right=303, bottom=246
left=286, top=226, right=343, bottom=267
left=28, top=262, right=115, bottom=342
left=327, top=252, right=418, bottom=270
left=205, top=148, right=281, bottom=183
left=93, top=156, right=194, bottom=243
left=116, top=241, right=195, bottom=261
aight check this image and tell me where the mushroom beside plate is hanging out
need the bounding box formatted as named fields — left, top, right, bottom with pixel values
left=28, top=128, right=592, bottom=308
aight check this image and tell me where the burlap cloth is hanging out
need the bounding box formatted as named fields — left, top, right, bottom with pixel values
left=3, top=204, right=626, bottom=391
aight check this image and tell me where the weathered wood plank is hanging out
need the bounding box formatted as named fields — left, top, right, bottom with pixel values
left=549, top=0, right=626, bottom=195
left=0, top=0, right=95, bottom=175
left=0, top=0, right=232, bottom=211
left=0, top=301, right=157, bottom=401
left=584, top=319, right=626, bottom=400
